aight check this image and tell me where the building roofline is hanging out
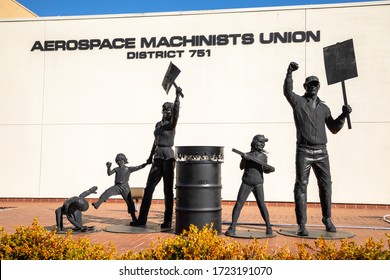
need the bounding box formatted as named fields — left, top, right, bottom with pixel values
left=1, top=1, right=388, bottom=22
left=14, top=0, right=37, bottom=17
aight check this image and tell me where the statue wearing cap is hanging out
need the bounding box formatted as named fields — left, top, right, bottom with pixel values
left=283, top=62, right=352, bottom=236
left=226, top=134, right=275, bottom=236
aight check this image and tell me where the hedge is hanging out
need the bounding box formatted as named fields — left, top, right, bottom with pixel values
left=1, top=218, right=389, bottom=260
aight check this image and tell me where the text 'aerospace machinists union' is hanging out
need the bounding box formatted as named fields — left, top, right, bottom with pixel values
left=30, top=31, right=320, bottom=59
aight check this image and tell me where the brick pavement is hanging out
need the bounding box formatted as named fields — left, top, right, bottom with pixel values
left=1, top=200, right=389, bottom=255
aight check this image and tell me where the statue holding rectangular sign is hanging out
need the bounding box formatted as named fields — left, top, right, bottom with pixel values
left=283, top=62, right=352, bottom=236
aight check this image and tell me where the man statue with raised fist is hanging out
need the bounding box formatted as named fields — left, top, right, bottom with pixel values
left=283, top=61, right=352, bottom=236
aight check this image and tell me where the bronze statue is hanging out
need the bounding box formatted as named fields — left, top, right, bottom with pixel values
left=131, top=87, right=183, bottom=228
left=283, top=62, right=352, bottom=236
left=92, top=153, right=147, bottom=222
left=226, top=135, right=275, bottom=235
left=55, top=186, right=97, bottom=232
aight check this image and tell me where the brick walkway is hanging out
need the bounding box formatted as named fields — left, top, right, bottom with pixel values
left=1, top=200, right=389, bottom=255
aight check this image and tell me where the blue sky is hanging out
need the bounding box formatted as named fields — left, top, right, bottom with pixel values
left=18, top=0, right=381, bottom=17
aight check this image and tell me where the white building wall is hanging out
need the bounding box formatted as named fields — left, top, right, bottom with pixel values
left=0, top=1, right=389, bottom=204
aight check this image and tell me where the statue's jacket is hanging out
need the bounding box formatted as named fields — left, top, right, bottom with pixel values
left=283, top=73, right=345, bottom=148
left=150, top=96, right=180, bottom=161
left=240, top=151, right=272, bottom=186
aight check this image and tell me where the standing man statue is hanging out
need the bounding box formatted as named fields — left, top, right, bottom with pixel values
left=283, top=62, right=352, bottom=236
left=131, top=86, right=183, bottom=228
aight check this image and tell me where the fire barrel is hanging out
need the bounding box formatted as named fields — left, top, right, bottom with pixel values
left=175, top=146, right=224, bottom=234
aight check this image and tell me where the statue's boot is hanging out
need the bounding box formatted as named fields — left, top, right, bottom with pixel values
left=130, top=220, right=146, bottom=227
left=225, top=224, right=236, bottom=235
left=322, top=217, right=337, bottom=232
left=130, top=212, right=137, bottom=222
left=225, top=203, right=242, bottom=236
left=92, top=199, right=103, bottom=209
left=266, top=225, right=273, bottom=235
left=297, top=224, right=308, bottom=236
left=160, top=222, right=172, bottom=229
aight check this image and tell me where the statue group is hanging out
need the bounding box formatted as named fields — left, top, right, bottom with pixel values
left=56, top=62, right=352, bottom=237
left=55, top=86, right=183, bottom=232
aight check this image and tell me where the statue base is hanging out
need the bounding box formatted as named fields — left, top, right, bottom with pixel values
left=225, top=229, right=276, bottom=239
left=104, top=222, right=173, bottom=234
left=45, top=225, right=99, bottom=234
left=277, top=228, right=355, bottom=239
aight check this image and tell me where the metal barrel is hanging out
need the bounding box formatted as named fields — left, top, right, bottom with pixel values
left=175, top=146, right=224, bottom=234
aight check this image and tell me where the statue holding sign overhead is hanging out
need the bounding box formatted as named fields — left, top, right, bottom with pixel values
left=131, top=62, right=183, bottom=229
left=283, top=61, right=352, bottom=236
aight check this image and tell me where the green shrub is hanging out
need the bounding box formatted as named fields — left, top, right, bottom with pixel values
left=1, top=219, right=389, bottom=260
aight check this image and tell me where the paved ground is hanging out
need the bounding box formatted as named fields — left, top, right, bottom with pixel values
left=1, top=200, right=389, bottom=255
